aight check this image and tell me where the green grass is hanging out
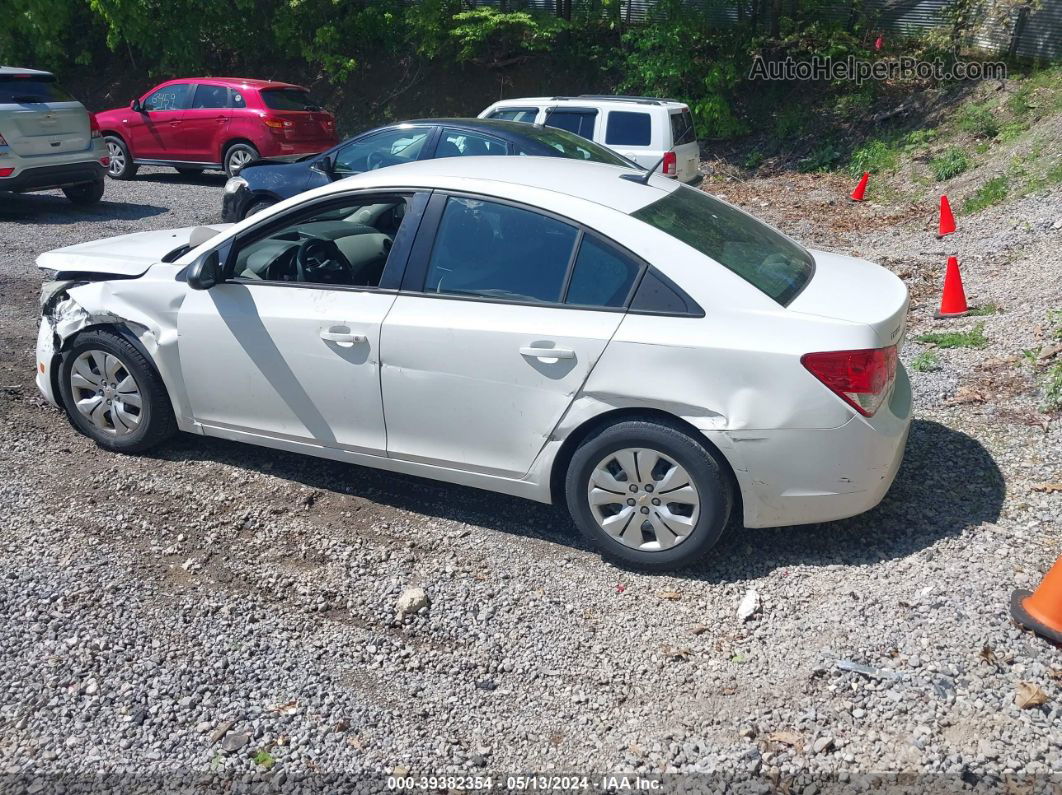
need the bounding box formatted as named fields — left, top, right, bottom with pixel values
left=253, top=749, right=276, bottom=770
left=799, top=142, right=841, bottom=173
left=846, top=128, right=937, bottom=177
left=968, top=302, right=1000, bottom=316
left=910, top=351, right=940, bottom=372
left=962, top=176, right=1009, bottom=214
left=914, top=323, right=988, bottom=349
left=930, top=147, right=970, bottom=181
left=1042, top=362, right=1062, bottom=412
left=958, top=103, right=999, bottom=139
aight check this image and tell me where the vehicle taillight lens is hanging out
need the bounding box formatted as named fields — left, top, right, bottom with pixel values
left=0, top=167, right=13, bottom=177
left=89, top=114, right=101, bottom=139
left=323, top=117, right=335, bottom=131
left=801, top=346, right=897, bottom=417
left=662, top=150, right=677, bottom=177
left=263, top=117, right=293, bottom=130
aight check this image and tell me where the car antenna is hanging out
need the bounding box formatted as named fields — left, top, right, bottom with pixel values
left=621, top=117, right=694, bottom=186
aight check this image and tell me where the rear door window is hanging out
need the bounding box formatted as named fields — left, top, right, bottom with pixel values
left=670, top=110, right=696, bottom=145
left=565, top=236, right=642, bottom=308
left=436, top=129, right=508, bottom=158
left=190, top=84, right=229, bottom=109
left=143, top=84, right=192, bottom=111
left=632, top=185, right=813, bottom=305
left=424, top=197, right=578, bottom=304
left=0, top=74, right=74, bottom=104
left=261, top=88, right=323, bottom=111
left=489, top=107, right=539, bottom=123
left=544, top=109, right=597, bottom=140
left=605, top=111, right=652, bottom=147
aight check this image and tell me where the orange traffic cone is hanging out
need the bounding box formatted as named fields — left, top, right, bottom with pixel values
left=1011, top=555, right=1062, bottom=645
left=938, top=195, right=956, bottom=237
left=935, top=256, right=969, bottom=318
left=850, top=172, right=869, bottom=201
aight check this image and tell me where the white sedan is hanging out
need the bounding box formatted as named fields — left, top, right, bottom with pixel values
left=35, top=157, right=911, bottom=570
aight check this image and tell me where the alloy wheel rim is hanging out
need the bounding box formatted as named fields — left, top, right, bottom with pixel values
left=107, top=142, right=125, bottom=176
left=228, top=149, right=252, bottom=172
left=69, top=350, right=143, bottom=436
left=587, top=448, right=700, bottom=552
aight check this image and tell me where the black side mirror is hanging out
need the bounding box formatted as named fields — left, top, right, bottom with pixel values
left=187, top=250, right=221, bottom=291
left=130, top=98, right=143, bottom=112
left=315, top=154, right=334, bottom=175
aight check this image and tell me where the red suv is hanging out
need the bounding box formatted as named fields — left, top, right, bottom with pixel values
left=94, top=78, right=338, bottom=179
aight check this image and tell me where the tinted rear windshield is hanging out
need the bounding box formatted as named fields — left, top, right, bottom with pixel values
left=671, top=109, right=696, bottom=145
left=260, top=88, right=322, bottom=111
left=517, top=126, right=633, bottom=168
left=0, top=74, right=74, bottom=104
left=631, top=186, right=813, bottom=305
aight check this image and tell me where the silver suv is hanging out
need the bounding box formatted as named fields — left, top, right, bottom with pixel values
left=0, top=67, right=108, bottom=205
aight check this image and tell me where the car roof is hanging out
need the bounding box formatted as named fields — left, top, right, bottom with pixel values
left=316, top=155, right=680, bottom=215
left=489, top=95, right=688, bottom=110
left=389, top=117, right=592, bottom=140
left=158, top=77, right=308, bottom=91
left=0, top=66, right=53, bottom=77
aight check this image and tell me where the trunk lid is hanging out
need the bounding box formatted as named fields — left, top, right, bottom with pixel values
left=2, top=102, right=91, bottom=157
left=788, top=249, right=909, bottom=348
left=266, top=110, right=334, bottom=142
left=37, top=225, right=232, bottom=276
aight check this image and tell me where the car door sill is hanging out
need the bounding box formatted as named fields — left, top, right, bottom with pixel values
left=196, top=422, right=550, bottom=502
left=133, top=158, right=222, bottom=168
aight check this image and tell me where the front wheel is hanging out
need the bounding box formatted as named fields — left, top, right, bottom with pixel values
left=565, top=420, right=732, bottom=571
left=62, top=179, right=105, bottom=205
left=105, top=136, right=137, bottom=179
left=58, top=329, right=177, bottom=454
left=224, top=143, right=258, bottom=177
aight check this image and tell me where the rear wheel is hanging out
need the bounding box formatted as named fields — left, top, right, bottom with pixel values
left=565, top=419, right=732, bottom=571
left=105, top=136, right=137, bottom=180
left=62, top=179, right=105, bottom=205
left=58, top=329, right=176, bottom=454
left=224, top=143, right=258, bottom=177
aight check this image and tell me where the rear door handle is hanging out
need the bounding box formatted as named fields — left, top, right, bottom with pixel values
left=520, top=345, right=575, bottom=360
left=320, top=327, right=366, bottom=348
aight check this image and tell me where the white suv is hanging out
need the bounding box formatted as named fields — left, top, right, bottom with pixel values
left=479, top=95, right=701, bottom=184
left=0, top=67, right=108, bottom=205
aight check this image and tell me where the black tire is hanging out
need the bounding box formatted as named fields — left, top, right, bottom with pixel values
left=565, top=419, right=733, bottom=571
left=243, top=197, right=275, bottom=220
left=62, top=178, right=105, bottom=205
left=104, top=135, right=138, bottom=180
left=224, top=143, right=259, bottom=177
left=175, top=166, right=204, bottom=176
left=58, top=328, right=177, bottom=454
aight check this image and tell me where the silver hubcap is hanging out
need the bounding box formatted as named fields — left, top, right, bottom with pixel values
left=228, top=148, right=253, bottom=172
left=69, top=351, right=143, bottom=436
left=587, top=448, right=700, bottom=551
left=107, top=142, right=125, bottom=176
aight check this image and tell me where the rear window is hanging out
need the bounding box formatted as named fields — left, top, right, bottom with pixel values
left=670, top=110, right=696, bottom=145
left=515, top=125, right=632, bottom=168
left=0, top=74, right=74, bottom=104
left=260, top=88, right=322, bottom=111
left=606, top=111, right=652, bottom=147
left=631, top=186, right=813, bottom=305
left=489, top=107, right=538, bottom=123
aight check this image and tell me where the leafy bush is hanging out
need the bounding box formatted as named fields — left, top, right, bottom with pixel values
left=958, top=103, right=999, bottom=139
left=910, top=351, right=940, bottom=372
left=798, top=142, right=841, bottom=173
left=849, top=139, right=902, bottom=176
left=930, top=148, right=970, bottom=181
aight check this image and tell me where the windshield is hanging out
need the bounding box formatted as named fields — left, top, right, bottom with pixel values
left=632, top=186, right=814, bottom=305
left=518, top=126, right=634, bottom=168
left=0, top=74, right=74, bottom=104
left=260, top=88, right=322, bottom=111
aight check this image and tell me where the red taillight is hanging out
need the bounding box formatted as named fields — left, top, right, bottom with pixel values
left=99, top=156, right=110, bottom=166
left=89, top=114, right=101, bottom=138
left=662, top=150, right=677, bottom=177
left=801, top=346, right=897, bottom=417
left=263, top=117, right=293, bottom=130
left=0, top=167, right=13, bottom=177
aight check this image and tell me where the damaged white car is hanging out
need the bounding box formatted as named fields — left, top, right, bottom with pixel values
left=35, top=157, right=911, bottom=570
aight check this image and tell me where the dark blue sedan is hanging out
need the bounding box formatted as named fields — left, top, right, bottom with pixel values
left=221, top=117, right=637, bottom=221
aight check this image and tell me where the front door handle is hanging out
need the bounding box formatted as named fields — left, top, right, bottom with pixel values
left=520, top=345, right=575, bottom=360
left=320, top=327, right=366, bottom=348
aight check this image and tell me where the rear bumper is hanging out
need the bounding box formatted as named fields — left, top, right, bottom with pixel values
left=711, top=365, right=913, bottom=528
left=0, top=160, right=105, bottom=193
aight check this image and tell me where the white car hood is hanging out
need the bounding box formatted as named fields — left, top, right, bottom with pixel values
left=36, top=224, right=232, bottom=276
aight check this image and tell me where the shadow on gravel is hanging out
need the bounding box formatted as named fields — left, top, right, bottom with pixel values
left=0, top=192, right=167, bottom=224
left=130, top=171, right=228, bottom=187
left=158, top=418, right=1002, bottom=577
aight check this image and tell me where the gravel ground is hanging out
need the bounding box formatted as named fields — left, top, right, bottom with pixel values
left=0, top=165, right=1059, bottom=793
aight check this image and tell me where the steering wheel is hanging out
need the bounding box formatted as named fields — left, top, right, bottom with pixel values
left=366, top=150, right=395, bottom=171
left=296, top=236, right=354, bottom=284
